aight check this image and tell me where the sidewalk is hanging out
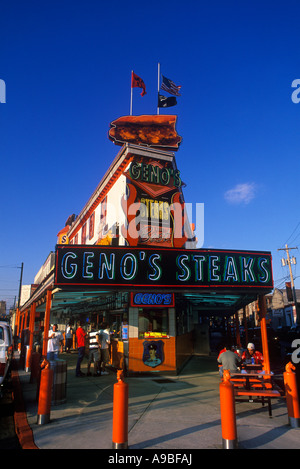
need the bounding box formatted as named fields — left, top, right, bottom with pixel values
left=13, top=353, right=300, bottom=449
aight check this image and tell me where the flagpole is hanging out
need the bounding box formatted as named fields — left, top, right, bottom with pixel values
left=157, top=62, right=160, bottom=115
left=130, top=70, right=133, bottom=116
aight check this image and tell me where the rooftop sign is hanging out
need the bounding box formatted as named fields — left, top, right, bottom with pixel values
left=54, top=245, right=273, bottom=290
left=108, top=115, right=182, bottom=151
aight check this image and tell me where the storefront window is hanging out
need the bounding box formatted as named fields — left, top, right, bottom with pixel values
left=138, top=308, right=169, bottom=338
left=109, top=311, right=128, bottom=340
left=110, top=314, right=122, bottom=339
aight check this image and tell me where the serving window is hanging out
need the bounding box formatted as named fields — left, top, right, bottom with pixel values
left=138, top=308, right=169, bottom=339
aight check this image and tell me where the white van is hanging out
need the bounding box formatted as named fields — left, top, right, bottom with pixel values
left=0, top=320, right=13, bottom=386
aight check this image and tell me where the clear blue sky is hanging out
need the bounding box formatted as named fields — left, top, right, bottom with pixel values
left=1, top=0, right=300, bottom=312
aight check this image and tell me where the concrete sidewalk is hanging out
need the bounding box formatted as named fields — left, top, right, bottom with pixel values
left=13, top=353, right=300, bottom=449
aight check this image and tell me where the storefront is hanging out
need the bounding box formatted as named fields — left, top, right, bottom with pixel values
left=16, top=116, right=274, bottom=375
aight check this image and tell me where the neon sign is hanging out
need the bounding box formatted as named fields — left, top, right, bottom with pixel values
left=55, top=245, right=273, bottom=289
left=130, top=292, right=175, bottom=307
left=129, top=161, right=182, bottom=188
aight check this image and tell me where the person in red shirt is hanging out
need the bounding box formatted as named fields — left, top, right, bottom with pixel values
left=75, top=321, right=87, bottom=377
left=242, top=342, right=264, bottom=365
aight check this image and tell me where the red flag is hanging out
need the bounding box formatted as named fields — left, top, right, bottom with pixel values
left=131, top=71, right=146, bottom=96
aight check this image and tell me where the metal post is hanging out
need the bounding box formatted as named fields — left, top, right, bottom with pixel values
left=37, top=359, right=53, bottom=425
left=112, top=370, right=129, bottom=449
left=42, top=290, right=52, bottom=358
left=219, top=370, right=238, bottom=449
left=284, top=362, right=300, bottom=428
left=258, top=295, right=271, bottom=374
left=17, top=262, right=23, bottom=309
left=26, top=302, right=36, bottom=372
left=278, top=244, right=299, bottom=323
left=157, top=62, right=160, bottom=115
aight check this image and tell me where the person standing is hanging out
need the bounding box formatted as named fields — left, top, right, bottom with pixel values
left=47, top=324, right=63, bottom=361
left=99, top=323, right=110, bottom=375
left=75, top=321, right=86, bottom=377
left=65, top=324, right=73, bottom=353
left=87, top=323, right=101, bottom=376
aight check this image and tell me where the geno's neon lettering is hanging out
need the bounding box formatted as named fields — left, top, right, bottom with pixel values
left=56, top=247, right=272, bottom=288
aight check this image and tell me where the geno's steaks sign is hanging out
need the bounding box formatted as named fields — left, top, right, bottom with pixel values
left=54, top=245, right=273, bottom=289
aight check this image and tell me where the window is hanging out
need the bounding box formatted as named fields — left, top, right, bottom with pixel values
left=138, top=308, right=169, bottom=338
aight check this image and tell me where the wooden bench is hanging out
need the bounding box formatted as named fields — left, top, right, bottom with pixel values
left=230, top=376, right=266, bottom=389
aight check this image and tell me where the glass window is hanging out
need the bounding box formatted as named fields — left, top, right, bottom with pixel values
left=138, top=308, right=169, bottom=339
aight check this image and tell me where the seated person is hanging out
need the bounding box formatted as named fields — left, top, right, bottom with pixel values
left=242, top=342, right=264, bottom=365
left=217, top=344, right=242, bottom=377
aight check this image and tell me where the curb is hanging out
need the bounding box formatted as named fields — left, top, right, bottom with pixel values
left=11, top=362, right=39, bottom=450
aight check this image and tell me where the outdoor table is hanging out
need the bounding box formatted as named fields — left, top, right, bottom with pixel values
left=229, top=370, right=282, bottom=417
left=230, top=370, right=273, bottom=390
left=242, top=363, right=263, bottom=371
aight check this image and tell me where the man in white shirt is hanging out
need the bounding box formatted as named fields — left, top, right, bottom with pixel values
left=47, top=324, right=63, bottom=361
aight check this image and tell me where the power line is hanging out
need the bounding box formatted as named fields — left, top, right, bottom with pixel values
left=288, top=232, right=300, bottom=247
left=283, top=222, right=300, bottom=248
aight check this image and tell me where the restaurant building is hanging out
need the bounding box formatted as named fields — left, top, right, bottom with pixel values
left=16, top=115, right=274, bottom=375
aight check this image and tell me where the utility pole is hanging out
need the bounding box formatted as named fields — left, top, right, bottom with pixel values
left=278, top=244, right=298, bottom=324
left=17, top=262, right=24, bottom=309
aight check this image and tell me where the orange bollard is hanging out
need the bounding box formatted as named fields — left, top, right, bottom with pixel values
left=112, top=370, right=129, bottom=449
left=37, top=359, right=53, bottom=425
left=219, top=370, right=238, bottom=449
left=284, top=362, right=300, bottom=428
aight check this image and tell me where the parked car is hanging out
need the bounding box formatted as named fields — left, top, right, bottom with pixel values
left=0, top=320, right=13, bottom=386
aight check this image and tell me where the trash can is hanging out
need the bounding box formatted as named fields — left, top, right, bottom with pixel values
left=49, top=359, right=67, bottom=405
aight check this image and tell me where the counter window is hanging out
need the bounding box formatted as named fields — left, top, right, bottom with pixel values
left=138, top=308, right=169, bottom=338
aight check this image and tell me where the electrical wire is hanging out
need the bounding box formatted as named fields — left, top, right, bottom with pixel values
left=282, top=221, right=300, bottom=248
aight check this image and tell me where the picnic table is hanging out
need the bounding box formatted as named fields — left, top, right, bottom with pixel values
left=228, top=368, right=284, bottom=417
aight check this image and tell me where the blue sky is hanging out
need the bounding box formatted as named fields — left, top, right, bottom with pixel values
left=1, top=0, right=300, bottom=312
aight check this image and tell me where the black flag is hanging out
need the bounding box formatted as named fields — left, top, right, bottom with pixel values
left=158, top=93, right=177, bottom=108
